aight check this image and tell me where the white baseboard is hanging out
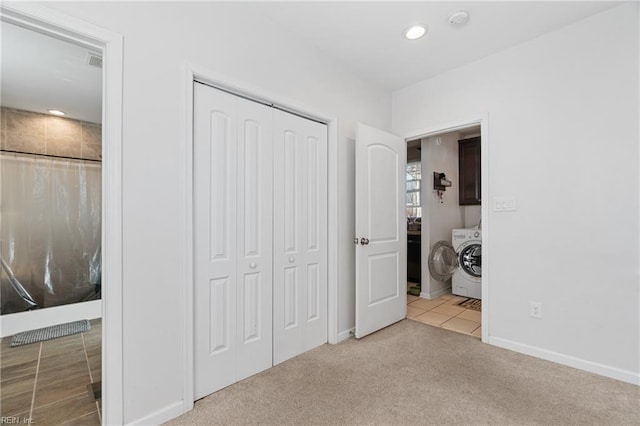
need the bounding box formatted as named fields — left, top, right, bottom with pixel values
left=420, top=286, right=451, bottom=300
left=1, top=300, right=102, bottom=337
left=127, top=400, right=185, bottom=426
left=489, top=336, right=640, bottom=386
left=336, top=327, right=354, bottom=343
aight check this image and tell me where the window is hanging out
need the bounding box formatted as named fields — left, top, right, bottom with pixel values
left=406, top=162, right=421, bottom=219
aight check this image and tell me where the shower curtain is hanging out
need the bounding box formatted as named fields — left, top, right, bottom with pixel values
left=0, top=153, right=101, bottom=315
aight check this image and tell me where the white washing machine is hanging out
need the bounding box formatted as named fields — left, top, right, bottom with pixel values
left=451, top=228, right=482, bottom=299
left=427, top=228, right=482, bottom=300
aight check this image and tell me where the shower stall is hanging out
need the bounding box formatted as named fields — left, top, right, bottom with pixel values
left=0, top=152, right=102, bottom=336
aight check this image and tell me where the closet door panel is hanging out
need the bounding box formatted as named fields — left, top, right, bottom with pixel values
left=235, top=99, right=273, bottom=381
left=273, top=111, right=327, bottom=365
left=194, top=83, right=274, bottom=398
left=195, top=82, right=328, bottom=396
left=194, top=84, right=238, bottom=398
left=273, top=126, right=303, bottom=363
left=301, top=124, right=328, bottom=353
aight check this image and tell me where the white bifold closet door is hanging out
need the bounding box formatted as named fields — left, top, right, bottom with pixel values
left=194, top=83, right=274, bottom=399
left=193, top=82, right=328, bottom=399
left=272, top=109, right=328, bottom=365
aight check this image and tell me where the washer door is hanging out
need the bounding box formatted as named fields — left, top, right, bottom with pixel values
left=428, top=240, right=458, bottom=282
left=459, top=243, right=481, bottom=278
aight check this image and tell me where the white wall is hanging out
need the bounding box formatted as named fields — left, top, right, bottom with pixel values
left=41, top=2, right=391, bottom=423
left=463, top=206, right=481, bottom=229
left=394, top=4, right=639, bottom=382
left=421, top=133, right=463, bottom=298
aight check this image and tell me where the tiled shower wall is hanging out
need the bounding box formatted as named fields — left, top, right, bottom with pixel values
left=0, top=107, right=102, bottom=161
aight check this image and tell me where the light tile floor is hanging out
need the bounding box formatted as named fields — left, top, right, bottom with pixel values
left=0, top=319, right=101, bottom=425
left=406, top=293, right=481, bottom=338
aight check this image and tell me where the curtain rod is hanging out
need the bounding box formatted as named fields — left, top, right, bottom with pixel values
left=0, top=149, right=102, bottom=163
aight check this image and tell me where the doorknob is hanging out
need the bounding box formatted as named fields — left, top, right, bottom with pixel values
left=250, top=262, right=257, bottom=269
left=288, top=257, right=295, bottom=263
left=360, top=238, right=369, bottom=245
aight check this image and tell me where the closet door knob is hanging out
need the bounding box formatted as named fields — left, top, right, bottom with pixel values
left=288, top=257, right=295, bottom=263
left=250, top=262, right=257, bottom=269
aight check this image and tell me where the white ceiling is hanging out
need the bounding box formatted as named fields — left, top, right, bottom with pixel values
left=1, top=22, right=102, bottom=123
left=0, top=1, right=621, bottom=123
left=247, top=1, right=622, bottom=90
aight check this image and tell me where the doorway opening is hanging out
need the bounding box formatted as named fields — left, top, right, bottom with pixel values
left=403, top=121, right=487, bottom=340
left=0, top=20, right=104, bottom=425
left=0, top=4, right=124, bottom=425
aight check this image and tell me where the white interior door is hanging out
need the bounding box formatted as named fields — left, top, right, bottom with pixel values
left=234, top=91, right=274, bottom=381
left=193, top=83, right=273, bottom=399
left=355, top=123, right=406, bottom=338
left=272, top=109, right=328, bottom=364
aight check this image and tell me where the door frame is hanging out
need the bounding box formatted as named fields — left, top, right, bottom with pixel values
left=401, top=114, right=489, bottom=343
left=180, top=63, right=339, bottom=411
left=0, top=3, right=124, bottom=425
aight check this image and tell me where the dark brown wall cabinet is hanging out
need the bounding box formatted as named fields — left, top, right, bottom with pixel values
left=458, top=137, right=481, bottom=205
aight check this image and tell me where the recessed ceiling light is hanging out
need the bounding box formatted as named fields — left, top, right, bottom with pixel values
left=404, top=24, right=427, bottom=40
left=48, top=109, right=66, bottom=116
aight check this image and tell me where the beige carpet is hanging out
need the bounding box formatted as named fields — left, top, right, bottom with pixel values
left=167, top=320, right=639, bottom=425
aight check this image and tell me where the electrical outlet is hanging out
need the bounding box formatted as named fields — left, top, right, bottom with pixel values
left=529, top=301, right=543, bottom=319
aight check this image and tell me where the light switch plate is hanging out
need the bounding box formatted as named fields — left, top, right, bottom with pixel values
left=493, top=196, right=517, bottom=212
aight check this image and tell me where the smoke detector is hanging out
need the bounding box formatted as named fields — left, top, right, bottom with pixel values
left=448, top=10, right=470, bottom=26
left=86, top=52, right=103, bottom=69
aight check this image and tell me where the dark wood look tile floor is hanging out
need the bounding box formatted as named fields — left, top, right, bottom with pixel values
left=0, top=319, right=101, bottom=425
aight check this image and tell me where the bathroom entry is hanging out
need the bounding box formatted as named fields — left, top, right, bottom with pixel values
left=0, top=20, right=104, bottom=424
left=0, top=20, right=103, bottom=327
